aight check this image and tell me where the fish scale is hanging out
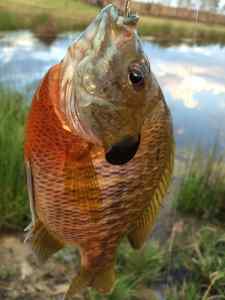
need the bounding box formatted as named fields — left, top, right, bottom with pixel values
left=26, top=62, right=173, bottom=245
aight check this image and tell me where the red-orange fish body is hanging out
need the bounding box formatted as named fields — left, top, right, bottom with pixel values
left=24, top=4, right=174, bottom=299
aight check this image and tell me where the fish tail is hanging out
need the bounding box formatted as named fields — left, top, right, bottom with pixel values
left=63, top=268, right=92, bottom=300
left=91, top=264, right=116, bottom=294
left=64, top=265, right=116, bottom=299
left=25, top=220, right=64, bottom=263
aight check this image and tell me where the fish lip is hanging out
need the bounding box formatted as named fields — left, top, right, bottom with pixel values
left=105, top=135, right=141, bottom=165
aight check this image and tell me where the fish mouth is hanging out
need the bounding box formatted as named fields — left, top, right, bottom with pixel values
left=105, top=135, right=140, bottom=165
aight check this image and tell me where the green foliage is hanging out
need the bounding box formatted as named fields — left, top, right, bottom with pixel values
left=106, top=276, right=136, bottom=300
left=139, top=14, right=225, bottom=44
left=0, top=87, right=29, bottom=230
left=166, top=225, right=225, bottom=299
left=0, top=0, right=98, bottom=33
left=117, top=241, right=165, bottom=286
left=0, top=265, right=18, bottom=281
left=174, top=145, right=225, bottom=221
left=165, top=282, right=201, bottom=300
left=187, top=226, right=225, bottom=297
left=0, top=11, right=20, bottom=31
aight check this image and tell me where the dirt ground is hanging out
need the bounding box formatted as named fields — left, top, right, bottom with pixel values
left=0, top=233, right=82, bottom=300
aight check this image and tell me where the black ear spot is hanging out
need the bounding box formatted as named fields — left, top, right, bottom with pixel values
left=106, top=136, right=140, bottom=165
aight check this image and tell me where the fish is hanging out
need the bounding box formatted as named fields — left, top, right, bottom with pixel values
left=24, top=2, right=174, bottom=299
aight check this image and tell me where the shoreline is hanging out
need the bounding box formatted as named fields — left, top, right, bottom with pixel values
left=1, top=0, right=225, bottom=45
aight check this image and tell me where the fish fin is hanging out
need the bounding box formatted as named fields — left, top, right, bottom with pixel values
left=64, top=265, right=116, bottom=299
left=25, top=220, right=64, bottom=263
left=25, top=159, right=36, bottom=225
left=128, top=150, right=174, bottom=249
left=63, top=268, right=92, bottom=300
left=128, top=208, right=155, bottom=249
left=91, top=265, right=116, bottom=294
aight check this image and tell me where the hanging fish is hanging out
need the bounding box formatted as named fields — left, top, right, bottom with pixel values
left=24, top=1, right=174, bottom=299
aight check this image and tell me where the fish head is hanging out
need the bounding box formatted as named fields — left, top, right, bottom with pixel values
left=60, top=4, right=159, bottom=165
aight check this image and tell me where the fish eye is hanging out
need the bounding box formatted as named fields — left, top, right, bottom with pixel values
left=129, top=68, right=145, bottom=89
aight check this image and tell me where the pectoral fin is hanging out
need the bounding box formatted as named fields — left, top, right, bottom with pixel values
left=25, top=159, right=36, bottom=224
left=128, top=157, right=173, bottom=249
left=25, top=220, right=64, bottom=263
left=128, top=204, right=157, bottom=249
left=24, top=159, right=64, bottom=262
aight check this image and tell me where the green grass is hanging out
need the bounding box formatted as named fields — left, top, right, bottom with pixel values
left=165, top=282, right=201, bottom=300
left=0, top=87, right=29, bottom=230
left=166, top=225, right=225, bottom=299
left=117, top=241, right=165, bottom=286
left=1, top=0, right=225, bottom=44
left=190, top=226, right=225, bottom=297
left=0, top=0, right=99, bottom=32
left=140, top=15, right=225, bottom=45
left=174, top=145, right=225, bottom=222
left=0, top=265, right=18, bottom=281
left=85, top=223, right=225, bottom=300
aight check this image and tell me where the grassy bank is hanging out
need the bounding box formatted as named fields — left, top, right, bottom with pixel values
left=0, top=87, right=29, bottom=231
left=1, top=0, right=225, bottom=44
left=175, top=145, right=225, bottom=222
left=140, top=15, right=225, bottom=45
left=0, top=0, right=98, bottom=32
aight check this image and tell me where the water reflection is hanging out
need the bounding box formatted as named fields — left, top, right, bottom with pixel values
left=0, top=31, right=78, bottom=92
left=143, top=41, right=225, bottom=150
left=0, top=31, right=224, bottom=151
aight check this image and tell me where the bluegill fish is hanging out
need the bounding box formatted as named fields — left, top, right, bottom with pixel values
left=24, top=2, right=174, bottom=299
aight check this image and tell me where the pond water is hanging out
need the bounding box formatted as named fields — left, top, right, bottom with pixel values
left=0, top=31, right=225, bottom=152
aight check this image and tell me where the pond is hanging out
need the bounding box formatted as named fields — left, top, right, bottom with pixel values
left=0, top=31, right=225, bottom=152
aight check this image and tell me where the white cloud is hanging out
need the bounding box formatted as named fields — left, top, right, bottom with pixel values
left=155, top=60, right=225, bottom=109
